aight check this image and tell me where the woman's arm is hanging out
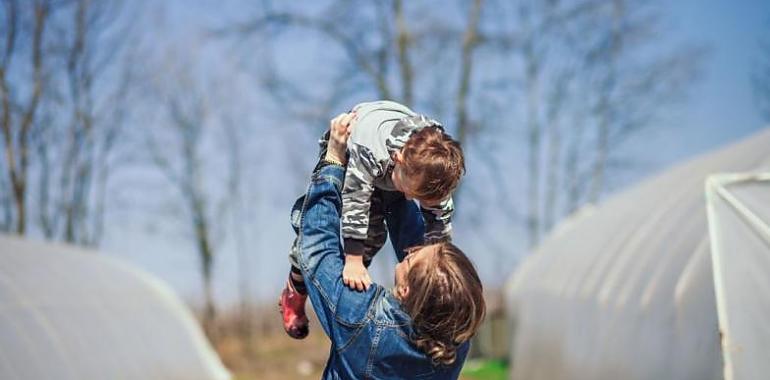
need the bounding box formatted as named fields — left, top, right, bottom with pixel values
left=294, top=113, right=380, bottom=337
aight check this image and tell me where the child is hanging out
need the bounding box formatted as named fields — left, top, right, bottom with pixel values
left=280, top=100, right=465, bottom=339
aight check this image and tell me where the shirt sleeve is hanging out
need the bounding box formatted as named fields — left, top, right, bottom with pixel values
left=421, top=196, right=454, bottom=243
left=296, top=164, right=379, bottom=342
left=341, top=143, right=379, bottom=255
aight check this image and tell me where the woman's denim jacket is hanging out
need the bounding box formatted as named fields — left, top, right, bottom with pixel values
left=294, top=164, right=469, bottom=379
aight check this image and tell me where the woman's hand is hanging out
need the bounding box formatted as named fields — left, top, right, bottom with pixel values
left=325, top=112, right=355, bottom=165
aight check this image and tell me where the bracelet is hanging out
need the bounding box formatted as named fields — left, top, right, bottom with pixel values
left=323, top=157, right=345, bottom=167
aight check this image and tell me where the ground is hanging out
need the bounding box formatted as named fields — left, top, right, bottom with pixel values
left=211, top=308, right=507, bottom=380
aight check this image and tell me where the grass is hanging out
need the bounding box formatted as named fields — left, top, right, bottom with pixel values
left=461, top=358, right=509, bottom=380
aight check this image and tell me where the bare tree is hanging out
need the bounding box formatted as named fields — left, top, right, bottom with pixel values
left=456, top=0, right=484, bottom=154
left=500, top=0, right=596, bottom=246
left=220, top=1, right=488, bottom=143
left=565, top=0, right=700, bottom=206
left=49, top=0, right=131, bottom=245
left=0, top=0, right=50, bottom=235
left=220, top=0, right=701, bottom=254
left=542, top=69, right=573, bottom=231
left=511, top=0, right=701, bottom=246
left=145, top=58, right=242, bottom=341
left=1, top=0, right=134, bottom=245
left=221, top=113, right=254, bottom=340
left=586, top=0, right=623, bottom=203
left=520, top=1, right=545, bottom=247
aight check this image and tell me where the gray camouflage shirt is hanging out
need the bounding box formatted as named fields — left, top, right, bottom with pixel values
left=342, top=100, right=454, bottom=255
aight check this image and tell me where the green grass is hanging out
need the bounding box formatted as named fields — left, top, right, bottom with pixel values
left=461, top=359, right=509, bottom=380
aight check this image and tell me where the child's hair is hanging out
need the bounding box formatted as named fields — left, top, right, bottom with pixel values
left=402, top=242, right=485, bottom=365
left=400, top=126, right=465, bottom=202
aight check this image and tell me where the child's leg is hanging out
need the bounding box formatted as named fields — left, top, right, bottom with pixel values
left=343, top=189, right=387, bottom=290
left=288, top=194, right=308, bottom=294
left=361, top=189, right=388, bottom=263
left=280, top=194, right=310, bottom=339
left=382, top=191, right=426, bottom=262
left=289, top=265, right=307, bottom=293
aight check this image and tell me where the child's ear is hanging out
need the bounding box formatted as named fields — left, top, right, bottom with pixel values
left=393, top=150, right=404, bottom=163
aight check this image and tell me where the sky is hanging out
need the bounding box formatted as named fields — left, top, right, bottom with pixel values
left=95, top=0, right=770, bottom=310
left=646, top=0, right=767, bottom=158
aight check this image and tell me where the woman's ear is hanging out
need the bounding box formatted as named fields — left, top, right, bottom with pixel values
left=396, top=284, right=409, bottom=300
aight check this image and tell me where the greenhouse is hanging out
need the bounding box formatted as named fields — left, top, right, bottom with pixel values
left=0, top=235, right=230, bottom=380
left=505, top=128, right=770, bottom=380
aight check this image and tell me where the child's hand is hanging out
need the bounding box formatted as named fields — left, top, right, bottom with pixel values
left=343, top=254, right=372, bottom=291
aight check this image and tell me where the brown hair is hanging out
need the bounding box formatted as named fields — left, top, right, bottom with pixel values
left=400, top=127, right=465, bottom=202
left=401, top=243, right=486, bottom=366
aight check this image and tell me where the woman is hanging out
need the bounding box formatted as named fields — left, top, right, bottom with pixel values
left=284, top=112, right=486, bottom=379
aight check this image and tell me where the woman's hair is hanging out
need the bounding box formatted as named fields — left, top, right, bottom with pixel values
left=400, top=127, right=465, bottom=203
left=401, top=242, right=486, bottom=366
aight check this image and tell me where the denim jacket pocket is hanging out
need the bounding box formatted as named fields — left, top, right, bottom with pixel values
left=334, top=321, right=367, bottom=353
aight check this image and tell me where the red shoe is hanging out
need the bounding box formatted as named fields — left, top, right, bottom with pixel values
left=278, top=280, right=309, bottom=339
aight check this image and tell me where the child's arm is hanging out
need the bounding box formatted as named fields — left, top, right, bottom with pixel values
left=342, top=254, right=370, bottom=292
left=420, top=196, right=454, bottom=243
left=340, top=143, right=379, bottom=291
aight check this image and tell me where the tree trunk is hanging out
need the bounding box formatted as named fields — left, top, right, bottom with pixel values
left=524, top=40, right=542, bottom=248
left=394, top=0, right=413, bottom=107
left=588, top=0, right=623, bottom=203
left=453, top=0, right=483, bottom=204
left=456, top=0, right=483, bottom=148
left=565, top=111, right=587, bottom=215
left=198, top=215, right=217, bottom=342
left=543, top=115, right=561, bottom=231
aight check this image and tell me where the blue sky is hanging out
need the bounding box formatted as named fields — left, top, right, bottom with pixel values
left=639, top=0, right=767, bottom=158
left=98, top=0, right=770, bottom=309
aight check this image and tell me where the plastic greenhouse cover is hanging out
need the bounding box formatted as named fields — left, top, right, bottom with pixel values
left=505, top=128, right=770, bottom=380
left=0, top=235, right=230, bottom=380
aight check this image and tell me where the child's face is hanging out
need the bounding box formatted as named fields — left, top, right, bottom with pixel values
left=391, top=159, right=444, bottom=207
left=391, top=163, right=420, bottom=200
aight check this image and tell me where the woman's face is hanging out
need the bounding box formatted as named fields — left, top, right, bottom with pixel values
left=394, top=244, right=438, bottom=300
